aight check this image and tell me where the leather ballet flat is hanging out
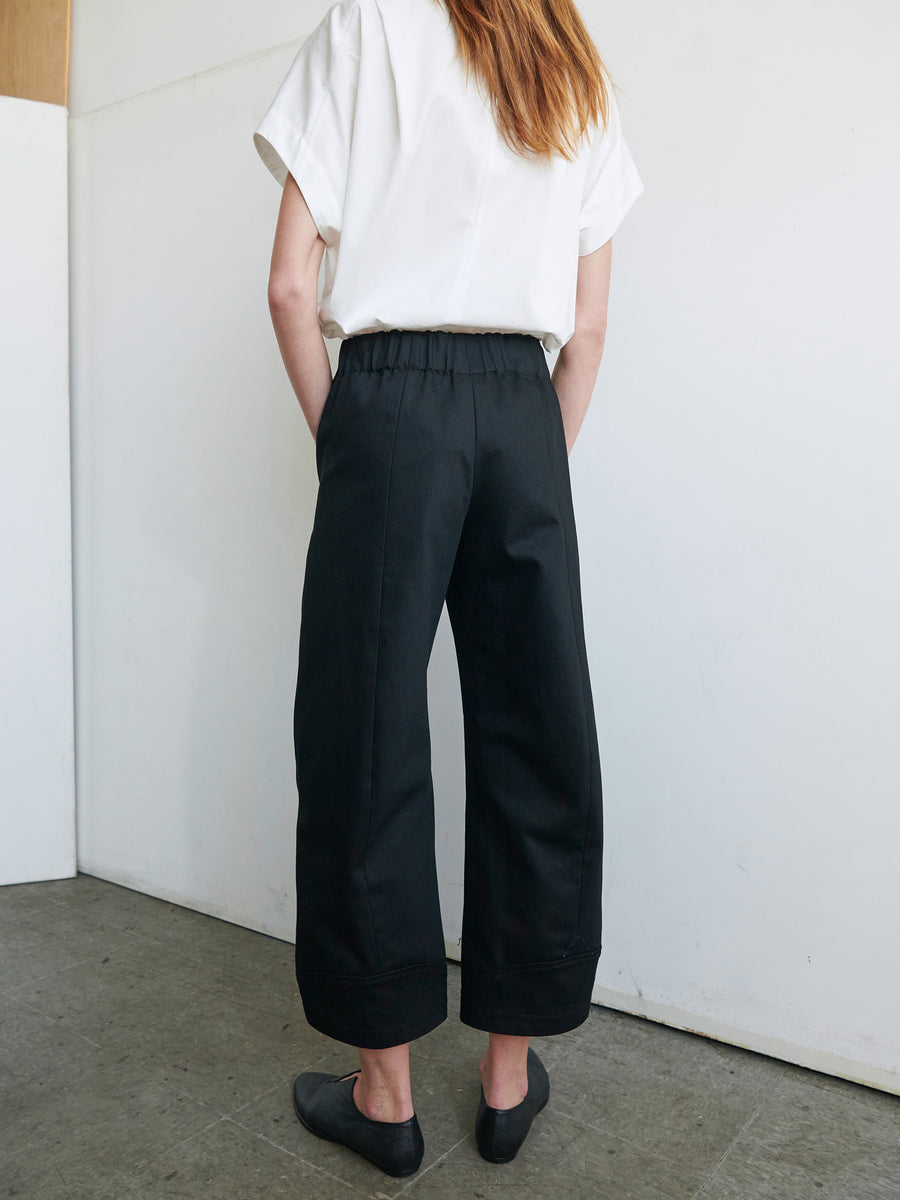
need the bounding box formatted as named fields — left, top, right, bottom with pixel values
left=292, top=1068, right=425, bottom=1178
left=475, top=1046, right=550, bottom=1163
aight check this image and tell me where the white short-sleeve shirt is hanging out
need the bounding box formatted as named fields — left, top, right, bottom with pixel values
left=253, top=0, right=643, bottom=352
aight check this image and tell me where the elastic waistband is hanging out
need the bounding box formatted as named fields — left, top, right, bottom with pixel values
left=336, top=329, right=547, bottom=376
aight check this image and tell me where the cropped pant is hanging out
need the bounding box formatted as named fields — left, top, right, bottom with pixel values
left=293, top=329, right=604, bottom=1049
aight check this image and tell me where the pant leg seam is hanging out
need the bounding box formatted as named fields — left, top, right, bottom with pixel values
left=470, top=946, right=602, bottom=982
left=363, top=369, right=412, bottom=974
left=297, top=959, right=446, bottom=982
left=537, top=376, right=594, bottom=946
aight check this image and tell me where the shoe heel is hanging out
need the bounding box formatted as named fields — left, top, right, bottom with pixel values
left=474, top=1047, right=550, bottom=1163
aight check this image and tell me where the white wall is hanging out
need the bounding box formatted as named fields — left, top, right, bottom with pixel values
left=69, top=0, right=900, bottom=1091
left=0, top=96, right=76, bottom=885
left=580, top=0, right=900, bottom=1089
left=68, top=40, right=314, bottom=927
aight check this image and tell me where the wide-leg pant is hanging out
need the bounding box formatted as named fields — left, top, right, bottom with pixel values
left=293, top=329, right=604, bottom=1049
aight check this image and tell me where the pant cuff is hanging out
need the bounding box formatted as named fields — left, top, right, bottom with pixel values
left=296, top=959, right=448, bottom=1049
left=459, top=947, right=601, bottom=1037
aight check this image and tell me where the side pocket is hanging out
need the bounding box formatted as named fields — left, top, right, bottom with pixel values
left=539, top=371, right=570, bottom=465
left=314, top=374, right=341, bottom=482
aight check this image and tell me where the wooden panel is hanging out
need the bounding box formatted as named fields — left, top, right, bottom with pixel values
left=0, top=0, right=71, bottom=106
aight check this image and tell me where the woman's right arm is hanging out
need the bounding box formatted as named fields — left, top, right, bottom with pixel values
left=550, top=238, right=613, bottom=455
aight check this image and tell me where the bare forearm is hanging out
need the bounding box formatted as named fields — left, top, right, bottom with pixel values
left=268, top=290, right=333, bottom=439
left=550, top=327, right=606, bottom=455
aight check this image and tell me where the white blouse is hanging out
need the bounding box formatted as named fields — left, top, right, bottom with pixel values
left=253, top=0, right=644, bottom=352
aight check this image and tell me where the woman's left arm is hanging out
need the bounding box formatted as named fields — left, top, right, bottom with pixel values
left=266, top=172, right=333, bottom=440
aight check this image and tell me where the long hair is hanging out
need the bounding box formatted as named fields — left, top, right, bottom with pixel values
left=435, top=0, right=613, bottom=163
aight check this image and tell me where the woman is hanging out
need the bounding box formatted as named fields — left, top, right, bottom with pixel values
left=253, top=0, right=643, bottom=1177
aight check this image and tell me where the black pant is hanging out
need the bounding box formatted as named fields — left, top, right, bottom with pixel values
left=293, top=329, right=604, bottom=1049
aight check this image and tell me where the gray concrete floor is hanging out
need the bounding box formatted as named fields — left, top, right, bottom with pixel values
left=2, top=873, right=898, bottom=1199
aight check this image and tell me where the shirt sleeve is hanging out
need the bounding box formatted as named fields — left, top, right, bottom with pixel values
left=252, top=0, right=361, bottom=243
left=578, top=89, right=645, bottom=256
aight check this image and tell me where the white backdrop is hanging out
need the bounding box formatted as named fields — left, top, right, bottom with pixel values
left=68, top=0, right=900, bottom=1091
left=0, top=96, right=75, bottom=886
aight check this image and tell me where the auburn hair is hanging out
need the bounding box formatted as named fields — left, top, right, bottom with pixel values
left=434, top=0, right=613, bottom=163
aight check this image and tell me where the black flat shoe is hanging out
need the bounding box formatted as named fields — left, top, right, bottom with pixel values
left=475, top=1046, right=550, bottom=1163
left=291, top=1069, right=424, bottom=1178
